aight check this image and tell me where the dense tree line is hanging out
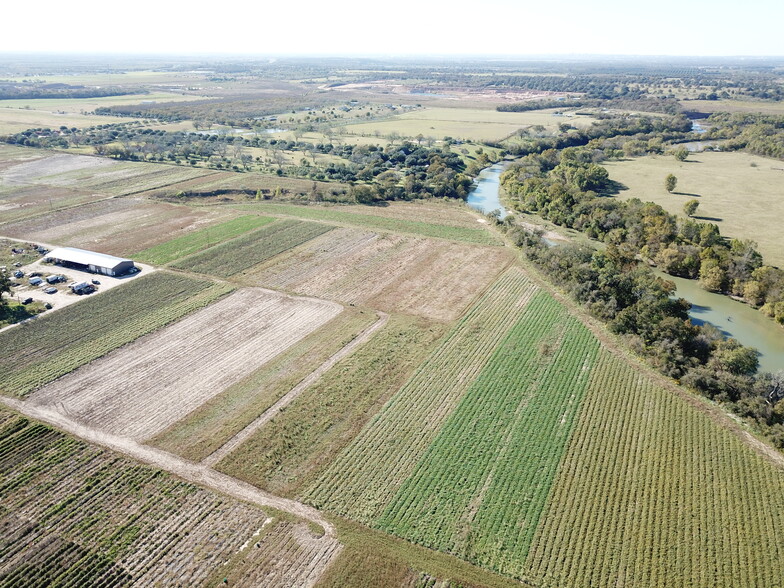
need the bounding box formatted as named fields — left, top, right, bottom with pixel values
left=0, top=83, right=142, bottom=100
left=701, top=112, right=784, bottom=159
left=0, top=124, right=473, bottom=203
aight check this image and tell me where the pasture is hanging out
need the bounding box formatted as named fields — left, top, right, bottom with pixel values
left=681, top=99, right=784, bottom=115
left=0, top=409, right=338, bottom=587
left=342, top=107, right=597, bottom=142
left=29, top=288, right=342, bottom=441
left=244, top=227, right=513, bottom=321
left=0, top=92, right=207, bottom=116
left=0, top=107, right=123, bottom=134
left=604, top=151, right=784, bottom=267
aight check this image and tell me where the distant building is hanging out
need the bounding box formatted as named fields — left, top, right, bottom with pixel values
left=47, top=247, right=135, bottom=277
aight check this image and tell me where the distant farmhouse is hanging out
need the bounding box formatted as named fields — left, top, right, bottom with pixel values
left=47, top=247, right=135, bottom=277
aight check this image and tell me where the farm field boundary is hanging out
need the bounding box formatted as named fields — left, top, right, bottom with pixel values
left=0, top=272, right=232, bottom=398
left=149, top=308, right=378, bottom=462
left=132, top=214, right=276, bottom=265
left=244, top=226, right=513, bottom=321
left=172, top=219, right=335, bottom=277
left=306, top=267, right=539, bottom=521
left=231, top=202, right=502, bottom=245
left=203, top=310, right=389, bottom=467
left=29, top=288, right=343, bottom=441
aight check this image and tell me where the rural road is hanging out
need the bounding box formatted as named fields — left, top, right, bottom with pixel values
left=0, top=396, right=338, bottom=539
left=202, top=310, right=389, bottom=467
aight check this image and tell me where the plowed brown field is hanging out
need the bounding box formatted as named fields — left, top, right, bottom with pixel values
left=29, top=288, right=342, bottom=441
left=245, top=227, right=512, bottom=321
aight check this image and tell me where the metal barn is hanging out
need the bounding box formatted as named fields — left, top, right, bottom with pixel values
left=47, top=247, right=135, bottom=277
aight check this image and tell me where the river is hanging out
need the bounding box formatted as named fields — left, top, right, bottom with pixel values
left=467, top=163, right=784, bottom=373
left=466, top=163, right=508, bottom=219
left=655, top=272, right=784, bottom=374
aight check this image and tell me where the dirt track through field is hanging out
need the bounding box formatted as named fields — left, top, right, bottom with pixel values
left=0, top=396, right=338, bottom=542
left=29, top=288, right=342, bottom=440
left=202, top=310, right=389, bottom=468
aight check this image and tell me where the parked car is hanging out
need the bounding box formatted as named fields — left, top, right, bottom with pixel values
left=13, top=270, right=24, bottom=278
left=22, top=297, right=33, bottom=305
left=46, top=275, right=65, bottom=284
left=29, top=277, right=43, bottom=286
left=44, top=287, right=57, bottom=294
left=91, top=279, right=101, bottom=285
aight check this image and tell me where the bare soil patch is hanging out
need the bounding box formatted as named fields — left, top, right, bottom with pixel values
left=29, top=288, right=342, bottom=441
left=246, top=227, right=513, bottom=321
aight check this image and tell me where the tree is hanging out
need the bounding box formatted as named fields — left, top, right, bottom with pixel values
left=683, top=199, right=699, bottom=217
left=673, top=146, right=689, bottom=161
left=665, top=173, right=677, bottom=193
left=0, top=271, right=11, bottom=305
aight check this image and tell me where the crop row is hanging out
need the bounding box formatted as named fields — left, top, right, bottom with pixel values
left=305, top=267, right=539, bottom=522
left=376, top=292, right=599, bottom=579
left=172, top=218, right=335, bottom=277
left=233, top=202, right=502, bottom=245
left=0, top=410, right=291, bottom=587
left=524, top=350, right=784, bottom=587
left=132, top=214, right=275, bottom=265
left=0, top=273, right=233, bottom=397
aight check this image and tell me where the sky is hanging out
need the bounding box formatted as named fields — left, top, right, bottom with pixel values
left=2, top=0, right=782, bottom=57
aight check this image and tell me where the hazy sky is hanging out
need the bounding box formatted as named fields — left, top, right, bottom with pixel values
left=2, top=0, right=782, bottom=56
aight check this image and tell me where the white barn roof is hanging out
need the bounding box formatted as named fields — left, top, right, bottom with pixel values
left=48, top=247, right=133, bottom=270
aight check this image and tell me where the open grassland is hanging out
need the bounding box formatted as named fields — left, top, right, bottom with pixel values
left=680, top=99, right=784, bottom=115
left=0, top=108, right=125, bottom=134
left=307, top=199, right=484, bottom=229
left=172, top=219, right=335, bottom=277
left=246, top=227, right=512, bottom=321
left=0, top=409, right=338, bottom=587
left=217, top=314, right=446, bottom=497
left=0, top=272, right=232, bottom=398
left=604, top=151, right=784, bottom=266
left=376, top=294, right=599, bottom=578
left=132, top=214, right=276, bottom=265
left=0, top=92, right=207, bottom=115
left=150, top=308, right=377, bottom=462
left=306, top=268, right=539, bottom=521
left=342, top=107, right=597, bottom=142
left=29, top=288, right=342, bottom=441
left=525, top=351, right=784, bottom=587
left=0, top=198, right=237, bottom=257
left=233, top=202, right=501, bottom=245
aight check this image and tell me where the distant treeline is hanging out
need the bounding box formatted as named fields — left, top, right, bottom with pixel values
left=0, top=83, right=143, bottom=101
left=703, top=112, right=784, bottom=160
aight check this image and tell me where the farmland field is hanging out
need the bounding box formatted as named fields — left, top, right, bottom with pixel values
left=0, top=408, right=339, bottom=587
left=131, top=214, right=276, bottom=264
left=245, top=227, right=513, bottom=321
left=29, top=288, right=342, bottom=441
left=150, top=308, right=378, bottom=461
left=172, top=218, right=335, bottom=277
left=342, top=107, right=598, bottom=142
left=0, top=271, right=232, bottom=397
left=307, top=267, right=540, bottom=521
left=232, top=202, right=502, bottom=245
left=0, top=197, right=238, bottom=257
left=604, top=151, right=784, bottom=266
left=217, top=314, right=446, bottom=497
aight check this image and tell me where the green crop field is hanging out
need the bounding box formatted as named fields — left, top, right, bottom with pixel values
left=217, top=314, right=446, bottom=497
left=233, top=202, right=501, bottom=245
left=603, top=151, right=784, bottom=267
left=306, top=268, right=784, bottom=585
left=0, top=272, right=232, bottom=397
left=132, top=214, right=276, bottom=265
left=172, top=219, right=335, bottom=277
